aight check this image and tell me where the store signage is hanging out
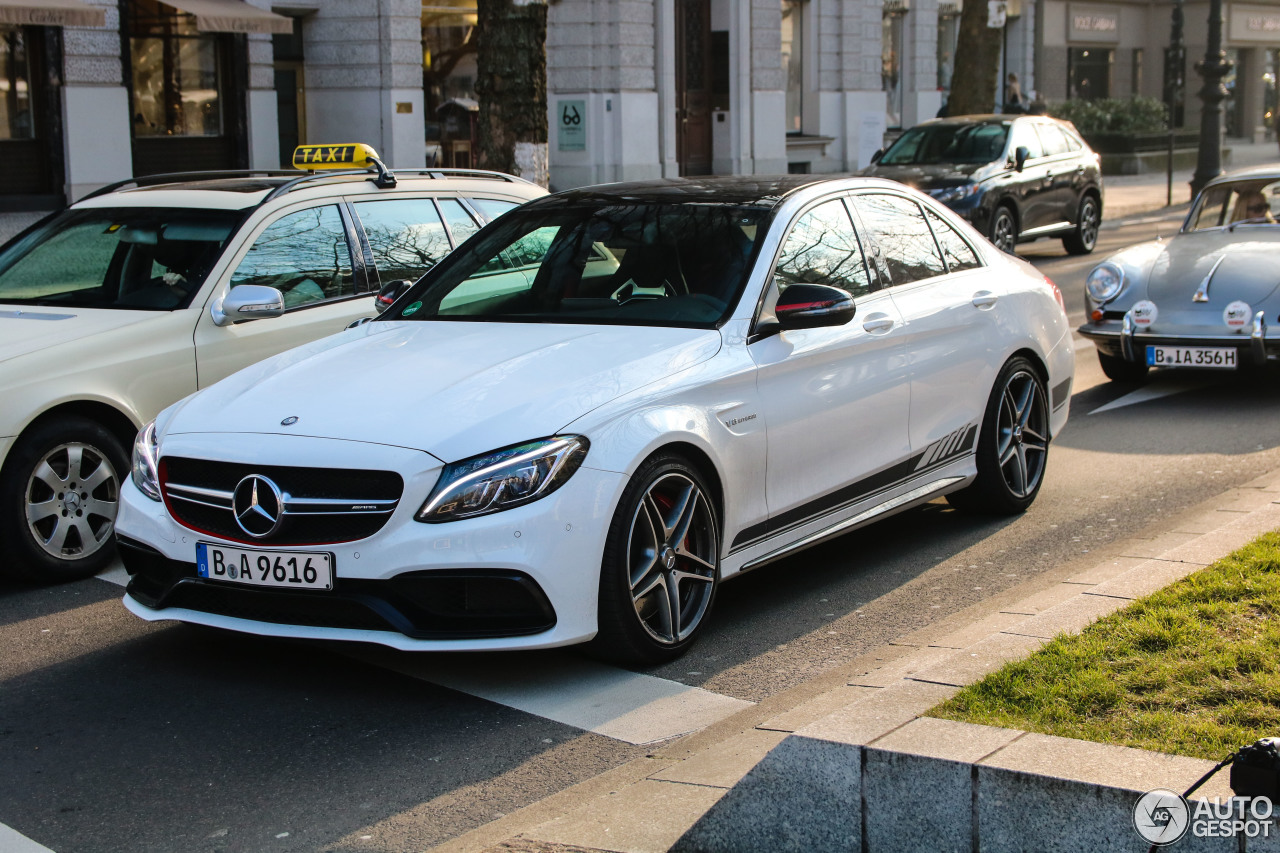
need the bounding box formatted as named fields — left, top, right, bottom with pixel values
left=1230, top=4, right=1280, bottom=41
left=1068, top=5, right=1120, bottom=41
left=558, top=100, right=586, bottom=152
left=1073, top=13, right=1116, bottom=31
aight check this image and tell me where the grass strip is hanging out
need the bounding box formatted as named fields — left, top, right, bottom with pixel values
left=929, top=530, right=1280, bottom=761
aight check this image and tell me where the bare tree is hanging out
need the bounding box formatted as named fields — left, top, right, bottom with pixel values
left=475, top=0, right=549, bottom=186
left=947, top=2, right=1003, bottom=116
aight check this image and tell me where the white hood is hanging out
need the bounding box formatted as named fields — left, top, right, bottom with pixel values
left=164, top=320, right=723, bottom=462
left=0, top=307, right=156, bottom=365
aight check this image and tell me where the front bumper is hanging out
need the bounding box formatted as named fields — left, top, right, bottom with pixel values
left=1078, top=313, right=1276, bottom=366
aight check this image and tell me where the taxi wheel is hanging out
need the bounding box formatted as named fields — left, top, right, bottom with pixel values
left=946, top=357, right=1049, bottom=515
left=989, top=206, right=1018, bottom=254
left=1063, top=195, right=1100, bottom=255
left=0, top=417, right=127, bottom=583
left=591, top=454, right=720, bottom=666
left=1097, top=350, right=1149, bottom=384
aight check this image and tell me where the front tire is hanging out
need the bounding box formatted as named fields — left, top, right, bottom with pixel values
left=0, top=417, right=128, bottom=583
left=1097, top=350, right=1149, bottom=384
left=1063, top=194, right=1100, bottom=255
left=989, top=205, right=1019, bottom=254
left=946, top=358, right=1049, bottom=515
left=591, top=454, right=720, bottom=666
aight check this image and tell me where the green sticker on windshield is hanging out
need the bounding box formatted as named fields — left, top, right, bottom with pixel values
left=401, top=300, right=422, bottom=317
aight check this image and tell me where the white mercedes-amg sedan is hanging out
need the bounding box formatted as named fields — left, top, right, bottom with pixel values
left=116, top=175, right=1074, bottom=664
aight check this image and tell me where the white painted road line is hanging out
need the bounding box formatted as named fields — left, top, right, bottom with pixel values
left=0, top=822, right=56, bottom=853
left=1090, top=379, right=1206, bottom=415
left=344, top=646, right=754, bottom=745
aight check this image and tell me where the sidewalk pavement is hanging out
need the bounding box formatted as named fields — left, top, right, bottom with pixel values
left=432, top=469, right=1280, bottom=853
left=1104, top=137, right=1280, bottom=220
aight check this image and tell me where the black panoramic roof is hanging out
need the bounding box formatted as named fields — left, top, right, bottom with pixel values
left=535, top=174, right=846, bottom=209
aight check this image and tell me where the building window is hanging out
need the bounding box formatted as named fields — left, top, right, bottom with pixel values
left=128, top=0, right=224, bottom=137
left=1, top=27, right=35, bottom=141
left=883, top=3, right=907, bottom=128
left=781, top=0, right=803, bottom=134
left=937, top=5, right=959, bottom=96
left=1068, top=48, right=1112, bottom=100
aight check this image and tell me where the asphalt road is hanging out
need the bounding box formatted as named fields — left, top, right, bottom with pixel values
left=5, top=207, right=1280, bottom=853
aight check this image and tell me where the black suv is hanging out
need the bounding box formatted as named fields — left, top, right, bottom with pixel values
left=860, top=114, right=1104, bottom=256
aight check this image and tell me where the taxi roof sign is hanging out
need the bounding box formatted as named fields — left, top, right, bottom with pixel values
left=292, top=143, right=381, bottom=170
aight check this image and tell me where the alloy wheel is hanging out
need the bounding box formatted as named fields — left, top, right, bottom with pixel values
left=25, top=442, right=120, bottom=560
left=996, top=370, right=1048, bottom=499
left=626, top=472, right=718, bottom=645
left=1079, top=198, right=1099, bottom=250
left=991, top=209, right=1017, bottom=253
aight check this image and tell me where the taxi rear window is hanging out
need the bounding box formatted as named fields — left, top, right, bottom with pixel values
left=0, top=208, right=240, bottom=310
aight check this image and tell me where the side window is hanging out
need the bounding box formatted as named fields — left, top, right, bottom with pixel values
left=230, top=205, right=355, bottom=309
left=438, top=198, right=481, bottom=245
left=355, top=198, right=452, bottom=285
left=1061, top=128, right=1084, bottom=151
left=774, top=199, right=872, bottom=298
left=468, top=197, right=520, bottom=220
left=925, top=209, right=982, bottom=273
left=852, top=194, right=947, bottom=285
left=1035, top=123, right=1071, bottom=157
left=1009, top=121, right=1044, bottom=160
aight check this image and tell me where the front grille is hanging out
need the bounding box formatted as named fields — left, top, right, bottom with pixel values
left=159, top=457, right=403, bottom=546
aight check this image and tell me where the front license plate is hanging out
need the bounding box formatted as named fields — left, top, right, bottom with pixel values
left=1146, top=346, right=1237, bottom=369
left=196, top=542, right=333, bottom=590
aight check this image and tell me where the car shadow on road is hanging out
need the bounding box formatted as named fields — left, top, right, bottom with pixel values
left=0, top=574, right=121, bottom=630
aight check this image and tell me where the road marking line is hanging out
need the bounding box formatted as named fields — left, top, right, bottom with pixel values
left=0, top=823, right=56, bottom=853
left=342, top=647, right=753, bottom=745
left=1090, top=379, right=1205, bottom=414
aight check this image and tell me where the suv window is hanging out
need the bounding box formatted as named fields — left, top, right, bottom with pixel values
left=925, top=209, right=982, bottom=273
left=230, top=205, right=355, bottom=309
left=438, top=198, right=481, bottom=245
left=851, top=194, right=947, bottom=285
left=1034, top=123, right=1071, bottom=157
left=469, top=198, right=520, bottom=220
left=774, top=199, right=872, bottom=298
left=1009, top=121, right=1044, bottom=160
left=355, top=198, right=453, bottom=285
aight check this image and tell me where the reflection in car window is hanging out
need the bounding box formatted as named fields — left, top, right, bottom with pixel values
left=1034, top=123, right=1071, bottom=157
left=1189, top=181, right=1280, bottom=230
left=438, top=198, right=480, bottom=245
left=230, top=205, right=355, bottom=309
left=925, top=209, right=982, bottom=273
left=775, top=199, right=872, bottom=298
left=1009, top=121, right=1044, bottom=160
left=853, top=194, right=947, bottom=285
left=878, top=123, right=1009, bottom=166
left=355, top=198, right=452, bottom=285
left=387, top=202, right=768, bottom=329
left=469, top=198, right=520, bottom=220
left=0, top=207, right=238, bottom=310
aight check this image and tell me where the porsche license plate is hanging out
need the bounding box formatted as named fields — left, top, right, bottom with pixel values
left=1146, top=346, right=1237, bottom=369
left=196, top=543, right=333, bottom=590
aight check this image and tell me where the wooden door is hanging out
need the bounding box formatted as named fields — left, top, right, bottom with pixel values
left=675, top=0, right=712, bottom=176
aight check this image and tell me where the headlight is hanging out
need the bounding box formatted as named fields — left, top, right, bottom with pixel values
left=929, top=183, right=980, bottom=204
left=417, top=435, right=589, bottom=523
left=131, top=420, right=161, bottom=501
left=1086, top=262, right=1125, bottom=303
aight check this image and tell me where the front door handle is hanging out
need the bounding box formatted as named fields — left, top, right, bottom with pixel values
left=972, top=291, right=998, bottom=309
left=862, top=314, right=895, bottom=333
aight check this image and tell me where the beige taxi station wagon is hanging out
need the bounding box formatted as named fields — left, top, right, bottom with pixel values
left=0, top=145, right=544, bottom=583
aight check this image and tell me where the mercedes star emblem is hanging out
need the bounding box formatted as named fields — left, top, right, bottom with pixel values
left=232, top=475, right=285, bottom=538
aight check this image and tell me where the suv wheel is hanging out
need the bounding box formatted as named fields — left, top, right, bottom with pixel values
left=989, top=206, right=1018, bottom=254
left=1063, top=195, right=1101, bottom=255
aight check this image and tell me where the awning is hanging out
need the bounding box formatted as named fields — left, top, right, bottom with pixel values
left=0, top=0, right=107, bottom=27
left=160, top=0, right=292, bottom=34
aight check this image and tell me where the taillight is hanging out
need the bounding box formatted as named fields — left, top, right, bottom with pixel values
left=1046, top=275, right=1066, bottom=313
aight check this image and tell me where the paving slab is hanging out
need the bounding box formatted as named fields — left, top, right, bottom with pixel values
left=1003, top=591, right=1129, bottom=639
left=529, top=779, right=726, bottom=853
left=1213, top=489, right=1280, bottom=514
left=755, top=685, right=880, bottom=733
left=648, top=728, right=788, bottom=789
left=1173, top=509, right=1253, bottom=536
left=1116, top=531, right=1203, bottom=560
left=802, top=678, right=961, bottom=746
left=1086, top=560, right=1204, bottom=601
left=907, top=632, right=1046, bottom=687
left=845, top=644, right=959, bottom=687
left=998, top=582, right=1090, bottom=616
left=1064, top=555, right=1153, bottom=586
left=482, top=840, right=613, bottom=853
left=926, top=609, right=1029, bottom=650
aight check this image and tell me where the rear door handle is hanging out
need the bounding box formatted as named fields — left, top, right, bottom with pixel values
left=862, top=314, right=895, bottom=333
left=972, top=291, right=998, bottom=309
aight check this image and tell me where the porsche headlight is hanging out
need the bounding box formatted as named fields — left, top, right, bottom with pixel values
left=417, top=436, right=589, bottom=523
left=1086, top=262, right=1125, bottom=303
left=131, top=420, right=161, bottom=501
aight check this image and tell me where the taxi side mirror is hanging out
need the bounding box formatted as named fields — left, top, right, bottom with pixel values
left=375, top=279, right=413, bottom=315
left=211, top=285, right=285, bottom=327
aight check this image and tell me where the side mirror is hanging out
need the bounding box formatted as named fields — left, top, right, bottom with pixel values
left=375, top=279, right=413, bottom=314
left=210, top=285, right=284, bottom=327
left=1014, top=146, right=1030, bottom=172
left=775, top=283, right=856, bottom=331
left=870, top=148, right=884, bottom=165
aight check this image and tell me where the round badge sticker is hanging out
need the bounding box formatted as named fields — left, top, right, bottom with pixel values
left=401, top=300, right=423, bottom=317
left=1223, top=300, right=1252, bottom=329
left=1132, top=788, right=1190, bottom=846
left=1129, top=300, right=1158, bottom=328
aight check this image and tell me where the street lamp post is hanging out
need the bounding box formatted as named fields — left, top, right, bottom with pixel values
left=1190, top=0, right=1233, bottom=197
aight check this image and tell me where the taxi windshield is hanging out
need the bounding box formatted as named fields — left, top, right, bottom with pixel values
left=0, top=208, right=240, bottom=310
left=1188, top=180, right=1280, bottom=231
left=879, top=123, right=1010, bottom=166
left=384, top=201, right=769, bottom=329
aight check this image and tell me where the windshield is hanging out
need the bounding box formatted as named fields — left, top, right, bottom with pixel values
left=0, top=207, right=241, bottom=310
left=1187, top=180, right=1280, bottom=231
left=384, top=201, right=769, bottom=328
left=879, top=123, right=1009, bottom=166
